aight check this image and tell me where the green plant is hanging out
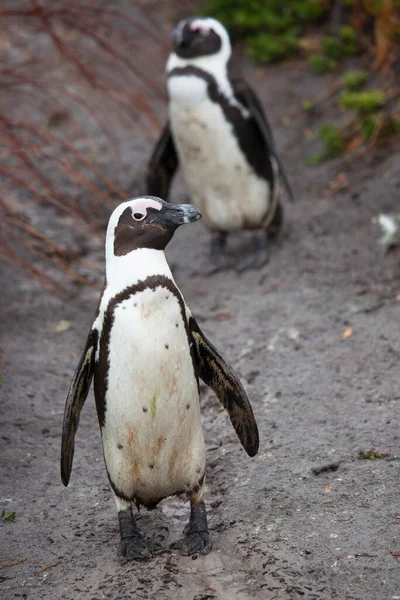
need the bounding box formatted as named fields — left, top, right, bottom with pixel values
left=307, top=122, right=345, bottom=165
left=322, top=25, right=358, bottom=60
left=246, top=30, right=298, bottom=63
left=302, top=99, right=314, bottom=111
left=361, top=111, right=400, bottom=141
left=340, top=90, right=386, bottom=113
left=307, top=153, right=324, bottom=166
left=361, top=114, right=378, bottom=140
left=202, top=0, right=328, bottom=63
left=202, top=0, right=326, bottom=34
left=342, top=69, right=369, bottom=90
left=358, top=449, right=389, bottom=460
left=308, top=53, right=337, bottom=73
left=3, top=511, right=16, bottom=522
left=318, top=123, right=345, bottom=157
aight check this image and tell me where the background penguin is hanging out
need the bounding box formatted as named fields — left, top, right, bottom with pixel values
left=147, top=17, right=295, bottom=272
left=61, top=196, right=259, bottom=560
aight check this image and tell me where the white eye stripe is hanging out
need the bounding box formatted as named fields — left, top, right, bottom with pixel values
left=190, top=21, right=210, bottom=35
left=128, top=197, right=162, bottom=221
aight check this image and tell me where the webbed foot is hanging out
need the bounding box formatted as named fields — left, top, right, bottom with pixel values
left=206, top=231, right=232, bottom=274
left=236, top=234, right=269, bottom=272
left=119, top=534, right=153, bottom=560
left=118, top=508, right=162, bottom=561
left=267, top=202, right=284, bottom=239
left=170, top=530, right=213, bottom=556
left=170, top=500, right=213, bottom=557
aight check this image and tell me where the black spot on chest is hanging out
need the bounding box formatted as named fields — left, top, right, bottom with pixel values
left=93, top=275, right=198, bottom=428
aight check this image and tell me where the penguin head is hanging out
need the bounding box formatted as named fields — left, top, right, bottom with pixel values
left=107, top=196, right=201, bottom=257
left=171, top=17, right=231, bottom=63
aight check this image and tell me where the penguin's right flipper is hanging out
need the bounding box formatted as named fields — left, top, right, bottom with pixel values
left=232, top=78, right=295, bottom=204
left=146, top=121, right=179, bottom=200
left=60, top=328, right=98, bottom=486
left=189, top=317, right=259, bottom=457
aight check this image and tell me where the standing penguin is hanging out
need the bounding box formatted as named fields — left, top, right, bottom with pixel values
left=147, top=17, right=294, bottom=272
left=61, top=196, right=259, bottom=559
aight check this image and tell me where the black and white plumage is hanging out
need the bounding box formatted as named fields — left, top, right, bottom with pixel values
left=147, top=17, right=294, bottom=271
left=61, top=196, right=259, bottom=559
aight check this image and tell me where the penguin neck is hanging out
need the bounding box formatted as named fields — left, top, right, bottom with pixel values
left=105, top=247, right=173, bottom=293
left=167, top=52, right=233, bottom=99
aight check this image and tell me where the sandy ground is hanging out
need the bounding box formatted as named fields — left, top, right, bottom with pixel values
left=1, top=58, right=400, bottom=600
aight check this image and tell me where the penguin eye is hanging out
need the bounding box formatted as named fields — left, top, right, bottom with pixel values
left=133, top=212, right=146, bottom=221
left=193, top=27, right=210, bottom=37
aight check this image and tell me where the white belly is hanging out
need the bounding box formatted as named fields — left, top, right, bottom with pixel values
left=100, top=286, right=205, bottom=504
left=168, top=75, right=270, bottom=231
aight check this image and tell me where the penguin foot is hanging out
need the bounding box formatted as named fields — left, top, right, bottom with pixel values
left=206, top=254, right=234, bottom=275
left=170, top=529, right=213, bottom=556
left=118, top=507, right=162, bottom=561
left=118, top=533, right=156, bottom=561
left=236, top=236, right=269, bottom=272
left=267, top=202, right=284, bottom=239
left=207, top=231, right=231, bottom=274
left=170, top=500, right=213, bottom=556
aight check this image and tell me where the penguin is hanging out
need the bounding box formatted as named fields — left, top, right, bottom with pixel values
left=61, top=196, right=259, bottom=560
left=147, top=17, right=294, bottom=272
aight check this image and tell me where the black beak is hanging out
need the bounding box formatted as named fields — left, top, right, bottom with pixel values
left=148, top=203, right=201, bottom=229
left=171, top=23, right=193, bottom=48
left=171, top=26, right=183, bottom=46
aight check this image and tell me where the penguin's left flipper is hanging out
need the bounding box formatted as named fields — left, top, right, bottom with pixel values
left=146, top=121, right=179, bottom=201
left=60, top=328, right=98, bottom=487
left=189, top=317, right=259, bottom=457
left=233, top=78, right=295, bottom=204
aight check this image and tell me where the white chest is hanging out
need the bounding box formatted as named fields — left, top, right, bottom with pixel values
left=167, top=75, right=271, bottom=231
left=100, top=285, right=205, bottom=503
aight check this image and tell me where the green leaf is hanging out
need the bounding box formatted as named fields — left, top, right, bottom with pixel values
left=342, top=69, right=369, bottom=91
left=302, top=99, right=313, bottom=111
left=317, top=123, right=344, bottom=158
left=3, top=511, right=16, bottom=522
left=308, top=53, right=337, bottom=73
left=340, top=90, right=386, bottom=114
left=245, top=31, right=298, bottom=63
left=307, top=153, right=324, bottom=166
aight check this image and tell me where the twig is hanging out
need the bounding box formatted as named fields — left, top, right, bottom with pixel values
left=0, top=558, right=25, bottom=570
left=35, top=561, right=60, bottom=579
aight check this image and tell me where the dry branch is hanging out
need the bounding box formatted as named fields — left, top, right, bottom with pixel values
left=0, top=0, right=169, bottom=292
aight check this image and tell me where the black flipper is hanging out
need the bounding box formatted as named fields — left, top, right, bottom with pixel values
left=232, top=78, right=295, bottom=203
left=146, top=121, right=179, bottom=200
left=189, top=317, right=259, bottom=457
left=60, top=328, right=98, bottom=486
